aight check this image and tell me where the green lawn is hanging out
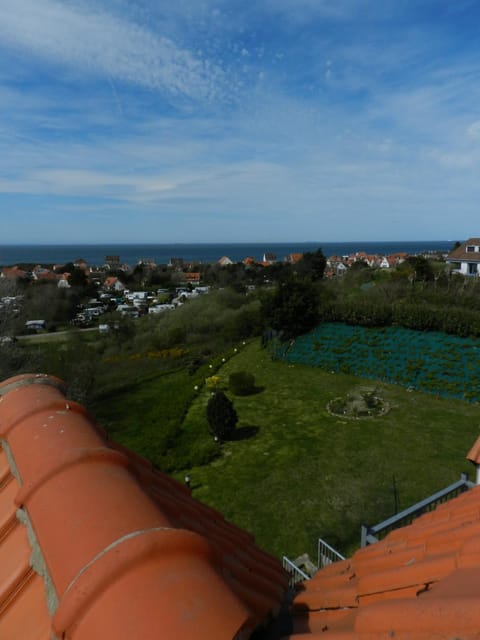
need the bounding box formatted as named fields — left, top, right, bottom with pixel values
left=91, top=338, right=480, bottom=562
left=175, top=341, right=480, bottom=560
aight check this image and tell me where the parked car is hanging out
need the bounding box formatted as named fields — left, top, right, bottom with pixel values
left=25, top=320, right=47, bottom=333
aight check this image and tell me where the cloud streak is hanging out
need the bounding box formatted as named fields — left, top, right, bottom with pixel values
left=1, top=0, right=480, bottom=242
left=0, top=0, right=225, bottom=101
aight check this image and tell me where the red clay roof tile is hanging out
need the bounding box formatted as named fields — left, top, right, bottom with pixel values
left=467, top=434, right=480, bottom=464
left=285, top=483, right=480, bottom=639
left=0, top=572, right=52, bottom=640
left=4, top=370, right=480, bottom=639
left=0, top=373, right=288, bottom=639
left=447, top=238, right=480, bottom=263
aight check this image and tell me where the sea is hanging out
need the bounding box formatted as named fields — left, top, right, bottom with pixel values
left=0, top=241, right=455, bottom=267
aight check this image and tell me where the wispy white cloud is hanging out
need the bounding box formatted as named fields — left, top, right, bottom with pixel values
left=1, top=0, right=480, bottom=242
left=467, top=121, right=480, bottom=139
left=0, top=0, right=226, bottom=101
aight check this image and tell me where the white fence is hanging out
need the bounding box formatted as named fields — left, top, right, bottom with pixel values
left=282, top=556, right=310, bottom=588
left=317, top=538, right=345, bottom=569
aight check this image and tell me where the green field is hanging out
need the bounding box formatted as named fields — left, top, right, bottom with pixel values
left=91, top=338, right=480, bottom=561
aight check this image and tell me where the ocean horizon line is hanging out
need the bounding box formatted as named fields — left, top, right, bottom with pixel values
left=0, top=240, right=455, bottom=268
left=0, top=239, right=454, bottom=246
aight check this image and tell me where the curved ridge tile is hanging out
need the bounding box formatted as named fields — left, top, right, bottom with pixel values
left=0, top=373, right=65, bottom=397
left=0, top=374, right=287, bottom=639
left=53, top=528, right=250, bottom=640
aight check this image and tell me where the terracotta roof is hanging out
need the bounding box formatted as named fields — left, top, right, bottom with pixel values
left=1, top=266, right=29, bottom=280
left=285, top=481, right=480, bottom=639
left=0, top=373, right=287, bottom=639
left=467, top=435, right=480, bottom=465
left=33, top=269, right=59, bottom=281
left=5, top=371, right=480, bottom=640
left=447, top=238, right=480, bottom=262
left=182, top=272, right=201, bottom=281
left=285, top=254, right=303, bottom=264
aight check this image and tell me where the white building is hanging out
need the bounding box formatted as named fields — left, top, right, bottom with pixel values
left=446, top=238, right=480, bottom=276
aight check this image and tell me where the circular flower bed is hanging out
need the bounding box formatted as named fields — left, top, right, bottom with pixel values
left=327, top=387, right=389, bottom=419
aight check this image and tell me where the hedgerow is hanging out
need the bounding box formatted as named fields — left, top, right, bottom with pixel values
left=318, top=299, right=480, bottom=337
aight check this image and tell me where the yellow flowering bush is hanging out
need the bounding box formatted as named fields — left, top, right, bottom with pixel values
left=104, top=348, right=188, bottom=363
left=205, top=375, right=220, bottom=389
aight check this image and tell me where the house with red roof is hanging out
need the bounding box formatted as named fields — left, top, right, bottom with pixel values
left=57, top=273, right=71, bottom=289
left=103, top=276, right=126, bottom=292
left=263, top=253, right=278, bottom=264
left=32, top=266, right=58, bottom=282
left=446, top=237, right=480, bottom=276
left=180, top=272, right=201, bottom=285
left=0, top=266, right=30, bottom=281
left=379, top=255, right=395, bottom=269
left=284, top=253, right=303, bottom=264
left=326, top=256, right=348, bottom=277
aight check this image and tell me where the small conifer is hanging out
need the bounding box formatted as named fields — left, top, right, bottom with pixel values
left=206, top=391, right=238, bottom=440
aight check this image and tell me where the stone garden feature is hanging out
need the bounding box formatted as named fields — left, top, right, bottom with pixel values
left=327, top=386, right=389, bottom=419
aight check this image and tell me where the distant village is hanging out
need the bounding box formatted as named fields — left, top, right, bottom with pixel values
left=0, top=247, right=452, bottom=288
left=0, top=239, right=478, bottom=333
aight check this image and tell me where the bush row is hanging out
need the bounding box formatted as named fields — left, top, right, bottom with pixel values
left=319, top=300, right=480, bottom=337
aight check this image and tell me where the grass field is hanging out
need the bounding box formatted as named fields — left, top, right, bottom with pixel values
left=92, top=338, right=480, bottom=562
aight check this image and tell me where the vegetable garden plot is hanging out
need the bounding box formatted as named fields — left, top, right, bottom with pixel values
left=275, top=323, right=480, bottom=402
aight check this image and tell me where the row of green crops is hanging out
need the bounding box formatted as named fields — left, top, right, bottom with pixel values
left=274, top=323, right=480, bottom=402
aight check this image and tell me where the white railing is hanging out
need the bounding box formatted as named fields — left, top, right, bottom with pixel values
left=282, top=556, right=310, bottom=588
left=317, top=538, right=345, bottom=569
left=361, top=473, right=475, bottom=546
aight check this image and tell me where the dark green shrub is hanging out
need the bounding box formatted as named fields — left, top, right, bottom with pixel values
left=261, top=277, right=321, bottom=339
left=229, top=371, right=256, bottom=396
left=206, top=391, right=238, bottom=440
left=167, top=326, right=187, bottom=346
left=220, top=303, right=262, bottom=341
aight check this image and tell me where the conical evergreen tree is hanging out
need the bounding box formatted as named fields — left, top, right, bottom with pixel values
left=206, top=391, right=238, bottom=440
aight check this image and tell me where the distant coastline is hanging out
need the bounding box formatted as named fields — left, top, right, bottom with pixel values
left=0, top=241, right=454, bottom=267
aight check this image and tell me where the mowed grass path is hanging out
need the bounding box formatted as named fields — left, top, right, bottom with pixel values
left=178, top=341, right=480, bottom=560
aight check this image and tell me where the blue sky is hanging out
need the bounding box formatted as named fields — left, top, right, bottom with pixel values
left=1, top=0, right=479, bottom=243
